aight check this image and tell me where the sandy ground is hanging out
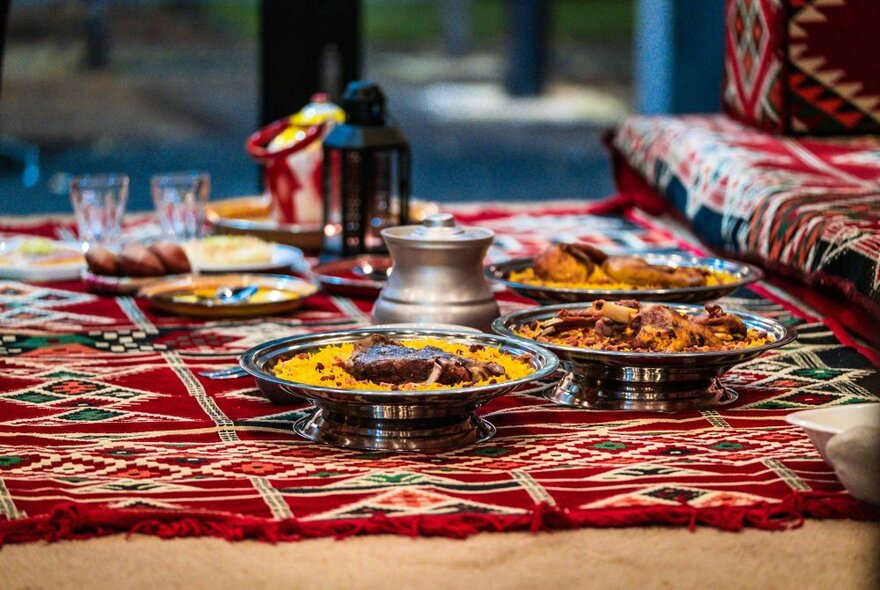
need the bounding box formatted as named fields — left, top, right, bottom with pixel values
left=2, top=520, right=878, bottom=590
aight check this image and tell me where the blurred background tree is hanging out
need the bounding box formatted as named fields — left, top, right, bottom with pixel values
left=0, top=0, right=640, bottom=213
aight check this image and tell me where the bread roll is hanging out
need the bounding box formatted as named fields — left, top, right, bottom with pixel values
left=118, top=243, right=166, bottom=277
left=84, top=245, right=120, bottom=276
left=149, top=241, right=191, bottom=274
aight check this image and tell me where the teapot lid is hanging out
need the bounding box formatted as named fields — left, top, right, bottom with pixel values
left=381, top=213, right=494, bottom=244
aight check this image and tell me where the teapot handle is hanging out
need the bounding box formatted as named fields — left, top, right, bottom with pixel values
left=245, top=120, right=326, bottom=162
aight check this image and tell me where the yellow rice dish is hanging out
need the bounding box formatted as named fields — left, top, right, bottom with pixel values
left=273, top=338, right=533, bottom=391
left=514, top=301, right=772, bottom=353
left=517, top=322, right=771, bottom=352
left=509, top=265, right=737, bottom=290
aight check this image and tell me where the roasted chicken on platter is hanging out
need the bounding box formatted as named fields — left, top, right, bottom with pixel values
left=513, top=243, right=733, bottom=290
left=517, top=300, right=770, bottom=353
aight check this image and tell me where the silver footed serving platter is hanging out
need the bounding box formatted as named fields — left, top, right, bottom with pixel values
left=492, top=302, right=797, bottom=412
left=239, top=328, right=559, bottom=451
left=486, top=254, right=763, bottom=304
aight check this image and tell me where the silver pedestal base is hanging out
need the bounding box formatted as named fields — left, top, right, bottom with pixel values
left=546, top=371, right=738, bottom=412
left=294, top=407, right=496, bottom=452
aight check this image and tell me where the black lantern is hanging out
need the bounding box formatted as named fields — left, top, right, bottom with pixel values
left=322, top=81, right=411, bottom=256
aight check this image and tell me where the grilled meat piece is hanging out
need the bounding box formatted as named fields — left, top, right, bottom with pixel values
left=601, top=256, right=707, bottom=288
left=536, top=306, right=601, bottom=336
left=533, top=243, right=607, bottom=283
left=535, top=300, right=743, bottom=352
left=532, top=242, right=709, bottom=289
left=694, top=304, right=747, bottom=336
left=630, top=304, right=722, bottom=352
left=537, top=300, right=638, bottom=337
left=340, top=335, right=506, bottom=386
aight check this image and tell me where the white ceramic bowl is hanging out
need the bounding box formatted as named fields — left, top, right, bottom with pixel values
left=786, top=403, right=880, bottom=461
left=787, top=403, right=880, bottom=504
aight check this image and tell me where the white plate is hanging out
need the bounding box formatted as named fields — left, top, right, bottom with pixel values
left=192, top=244, right=306, bottom=274
left=0, top=237, right=85, bottom=282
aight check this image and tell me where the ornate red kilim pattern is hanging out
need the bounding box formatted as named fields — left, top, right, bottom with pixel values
left=723, top=0, right=785, bottom=131
left=723, top=0, right=880, bottom=135
left=612, top=114, right=880, bottom=321
left=1, top=202, right=878, bottom=545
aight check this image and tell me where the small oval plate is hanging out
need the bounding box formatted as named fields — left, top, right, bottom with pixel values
left=141, top=274, right=318, bottom=318
left=310, top=255, right=392, bottom=298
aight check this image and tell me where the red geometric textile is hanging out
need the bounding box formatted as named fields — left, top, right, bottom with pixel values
left=723, top=0, right=880, bottom=135
left=1, top=202, right=878, bottom=545
left=611, top=114, right=880, bottom=324
left=723, top=0, right=786, bottom=131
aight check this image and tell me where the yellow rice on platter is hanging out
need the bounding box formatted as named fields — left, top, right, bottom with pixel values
left=273, top=338, right=534, bottom=391
left=515, top=323, right=772, bottom=353
left=508, top=265, right=737, bottom=290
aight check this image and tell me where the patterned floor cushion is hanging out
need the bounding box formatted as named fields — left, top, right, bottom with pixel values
left=723, top=0, right=880, bottom=135
left=610, top=114, right=880, bottom=319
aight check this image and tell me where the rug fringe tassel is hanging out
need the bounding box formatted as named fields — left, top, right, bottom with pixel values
left=1, top=492, right=876, bottom=547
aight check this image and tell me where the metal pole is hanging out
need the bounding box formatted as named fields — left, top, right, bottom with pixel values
left=441, top=0, right=472, bottom=57
left=260, top=0, right=361, bottom=125
left=0, top=0, right=8, bottom=100
left=504, top=0, right=548, bottom=97
left=634, top=0, right=724, bottom=114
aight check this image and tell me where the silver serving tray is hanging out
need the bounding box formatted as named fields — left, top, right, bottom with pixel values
left=486, top=254, right=763, bottom=304
left=239, top=328, right=559, bottom=451
left=492, top=302, right=797, bottom=412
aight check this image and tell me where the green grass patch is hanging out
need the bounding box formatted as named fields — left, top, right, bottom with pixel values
left=365, top=0, right=634, bottom=46
left=554, top=0, right=634, bottom=42
left=199, top=0, right=634, bottom=47
left=202, top=0, right=259, bottom=40
left=364, top=1, right=442, bottom=43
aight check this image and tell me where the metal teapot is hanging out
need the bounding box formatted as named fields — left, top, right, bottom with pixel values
left=371, top=213, right=500, bottom=331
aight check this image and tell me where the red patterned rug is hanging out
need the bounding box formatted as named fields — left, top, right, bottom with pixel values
left=1, top=201, right=877, bottom=545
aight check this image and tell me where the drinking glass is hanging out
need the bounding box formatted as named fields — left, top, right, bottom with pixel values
left=151, top=172, right=211, bottom=241
left=69, top=174, right=130, bottom=251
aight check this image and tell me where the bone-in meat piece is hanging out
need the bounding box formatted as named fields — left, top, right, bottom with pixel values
left=532, top=243, right=610, bottom=283
left=340, top=335, right=506, bottom=386
left=531, top=242, right=710, bottom=289
left=694, top=304, right=747, bottom=336
left=601, top=256, right=707, bottom=288
left=630, top=304, right=722, bottom=352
